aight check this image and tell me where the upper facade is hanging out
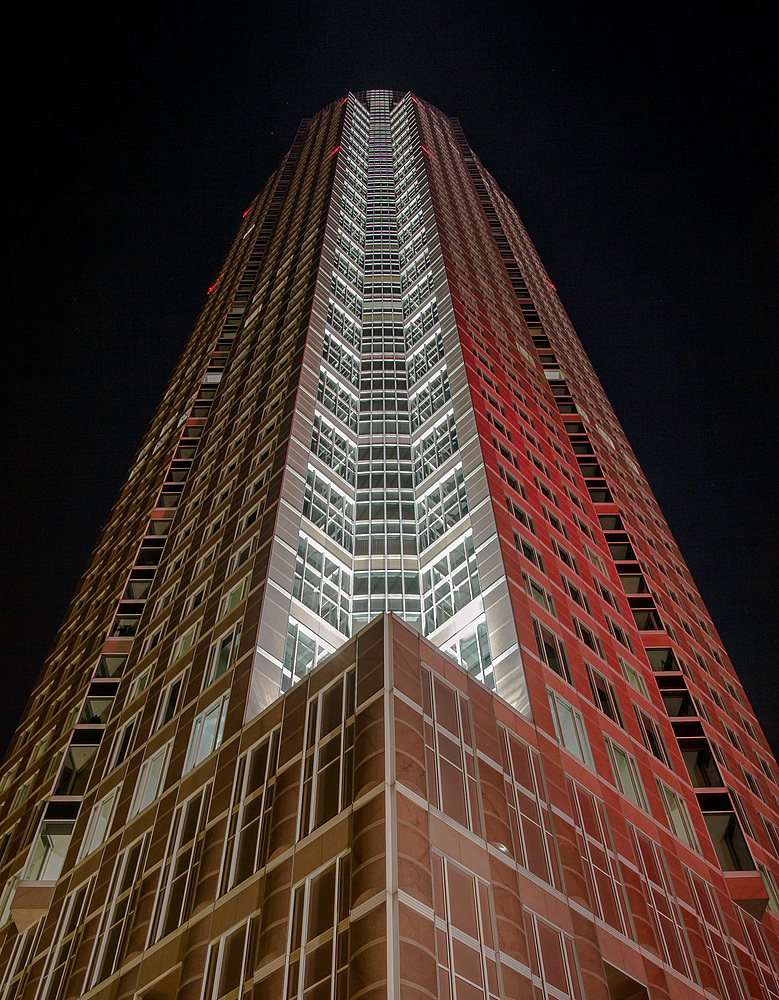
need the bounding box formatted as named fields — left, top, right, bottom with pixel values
left=0, top=91, right=777, bottom=999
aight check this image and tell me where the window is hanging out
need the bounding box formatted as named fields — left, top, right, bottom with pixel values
left=183, top=695, right=229, bottom=773
left=725, top=725, right=744, bottom=754
left=524, top=910, right=584, bottom=1000
left=757, top=756, right=778, bottom=785
left=567, top=781, right=629, bottom=934
left=421, top=533, right=481, bottom=633
left=129, top=668, right=151, bottom=701
left=687, top=871, right=749, bottom=1000
left=128, top=740, right=173, bottom=817
left=218, top=576, right=250, bottom=619
left=542, top=505, right=568, bottom=538
left=35, top=877, right=93, bottom=1000
left=204, top=920, right=253, bottom=1000
left=586, top=665, right=624, bottom=726
left=522, top=571, right=556, bottom=616
left=423, top=669, right=482, bottom=834
left=0, top=871, right=20, bottom=927
left=294, top=533, right=352, bottom=636
left=240, top=503, right=264, bottom=535
left=88, top=837, right=147, bottom=985
left=583, top=544, right=607, bottom=575
left=604, top=738, right=647, bottom=810
left=300, top=674, right=355, bottom=838
left=196, top=547, right=217, bottom=576
left=499, top=728, right=559, bottom=887
left=230, top=540, right=254, bottom=573
left=285, top=855, right=351, bottom=1000
left=645, top=647, right=680, bottom=673
left=547, top=690, right=593, bottom=767
left=634, top=709, right=672, bottom=767
left=154, top=671, right=186, bottom=730
left=633, top=832, right=693, bottom=978
left=142, top=627, right=163, bottom=657
left=55, top=743, right=98, bottom=796
left=78, top=786, right=121, bottom=860
left=657, top=782, right=699, bottom=850
left=171, top=622, right=199, bottom=662
left=619, top=656, right=648, bottom=698
left=154, top=785, right=211, bottom=940
left=25, top=821, right=75, bottom=881
left=205, top=623, right=242, bottom=688
left=514, top=531, right=545, bottom=572
left=533, top=619, right=571, bottom=682
left=31, top=732, right=51, bottom=763
left=432, top=855, right=502, bottom=1000
left=572, top=617, right=604, bottom=658
left=562, top=576, right=590, bottom=613
left=11, top=779, right=32, bottom=812
left=740, top=767, right=764, bottom=801
left=605, top=616, right=633, bottom=652
left=758, top=862, right=779, bottom=916
left=222, top=729, right=280, bottom=892
left=109, top=713, right=138, bottom=770
left=188, top=585, right=207, bottom=613
left=552, top=538, right=579, bottom=574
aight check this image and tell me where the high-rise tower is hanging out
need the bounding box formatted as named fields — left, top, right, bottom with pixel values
left=1, top=90, right=777, bottom=1000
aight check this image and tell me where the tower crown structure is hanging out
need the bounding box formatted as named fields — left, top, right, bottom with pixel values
left=1, top=91, right=778, bottom=1000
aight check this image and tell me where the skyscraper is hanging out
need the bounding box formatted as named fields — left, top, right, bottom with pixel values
left=1, top=86, right=777, bottom=998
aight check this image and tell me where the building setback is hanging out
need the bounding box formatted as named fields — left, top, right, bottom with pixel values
left=0, top=90, right=777, bottom=999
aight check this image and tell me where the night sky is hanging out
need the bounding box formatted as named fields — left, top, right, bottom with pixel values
left=3, top=1, right=777, bottom=759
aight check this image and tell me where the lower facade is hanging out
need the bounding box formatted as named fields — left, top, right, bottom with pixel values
left=2, top=614, right=778, bottom=1000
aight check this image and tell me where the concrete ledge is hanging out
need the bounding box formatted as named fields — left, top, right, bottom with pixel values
left=10, top=882, right=55, bottom=932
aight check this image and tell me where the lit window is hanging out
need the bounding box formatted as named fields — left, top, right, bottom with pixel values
left=547, top=690, right=593, bottom=767
left=656, top=781, right=699, bottom=850
left=183, top=696, right=229, bottom=774
left=128, top=740, right=173, bottom=817
left=218, top=577, right=250, bottom=619
left=300, top=675, right=355, bottom=838
left=25, top=821, right=75, bottom=881
left=604, top=738, right=647, bottom=810
left=205, top=623, right=242, bottom=687
left=78, top=786, right=121, bottom=860
left=522, top=572, right=556, bottom=616
left=171, top=622, right=199, bottom=662
left=0, top=872, right=20, bottom=927
left=619, top=656, right=648, bottom=698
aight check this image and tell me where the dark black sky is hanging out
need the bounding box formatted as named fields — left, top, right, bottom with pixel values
left=3, top=1, right=777, bottom=759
